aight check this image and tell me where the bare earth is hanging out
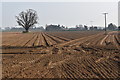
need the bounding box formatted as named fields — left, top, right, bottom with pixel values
left=1, top=31, right=120, bottom=79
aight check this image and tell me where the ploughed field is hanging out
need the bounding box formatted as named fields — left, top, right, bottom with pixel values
left=2, top=31, right=120, bottom=78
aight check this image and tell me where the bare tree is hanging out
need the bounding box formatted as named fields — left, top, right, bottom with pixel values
left=16, top=9, right=38, bottom=33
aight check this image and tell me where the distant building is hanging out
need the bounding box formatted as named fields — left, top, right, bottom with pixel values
left=45, top=24, right=63, bottom=31
left=76, top=24, right=84, bottom=30
left=89, top=26, right=98, bottom=31
left=68, top=28, right=77, bottom=31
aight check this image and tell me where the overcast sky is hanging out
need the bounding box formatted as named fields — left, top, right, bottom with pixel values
left=1, top=1, right=118, bottom=28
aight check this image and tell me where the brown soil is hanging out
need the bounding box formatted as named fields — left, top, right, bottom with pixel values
left=2, top=31, right=120, bottom=79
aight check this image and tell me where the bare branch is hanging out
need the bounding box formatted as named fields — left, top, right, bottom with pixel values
left=16, top=9, right=38, bottom=32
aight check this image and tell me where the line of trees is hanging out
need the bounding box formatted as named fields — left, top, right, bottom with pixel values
left=107, top=23, right=117, bottom=30
left=2, top=26, right=44, bottom=32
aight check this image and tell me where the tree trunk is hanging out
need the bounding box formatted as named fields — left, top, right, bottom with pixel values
left=23, top=27, right=29, bottom=33
left=25, top=29, right=28, bottom=33
left=25, top=26, right=29, bottom=33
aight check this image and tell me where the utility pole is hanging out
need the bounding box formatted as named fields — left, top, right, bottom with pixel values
left=103, top=13, right=108, bottom=35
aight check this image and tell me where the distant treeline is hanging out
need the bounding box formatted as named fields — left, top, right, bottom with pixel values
left=1, top=23, right=119, bottom=32
left=2, top=27, right=45, bottom=32
left=45, top=23, right=119, bottom=31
